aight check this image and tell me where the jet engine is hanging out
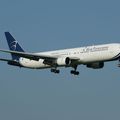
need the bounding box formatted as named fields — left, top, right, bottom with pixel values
left=56, top=57, right=71, bottom=66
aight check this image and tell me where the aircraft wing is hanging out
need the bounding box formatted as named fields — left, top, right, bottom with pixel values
left=0, top=49, right=57, bottom=61
left=0, top=49, right=80, bottom=66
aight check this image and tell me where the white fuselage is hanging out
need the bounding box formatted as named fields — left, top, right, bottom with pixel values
left=19, top=43, right=120, bottom=69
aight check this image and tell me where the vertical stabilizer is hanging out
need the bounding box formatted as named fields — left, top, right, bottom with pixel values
left=5, top=32, right=24, bottom=60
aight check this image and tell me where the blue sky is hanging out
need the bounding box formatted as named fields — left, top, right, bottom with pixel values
left=0, top=0, right=120, bottom=120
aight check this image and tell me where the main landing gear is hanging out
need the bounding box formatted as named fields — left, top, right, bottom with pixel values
left=70, top=70, right=79, bottom=75
left=51, top=68, right=60, bottom=74
left=50, top=65, right=79, bottom=75
left=70, top=65, right=79, bottom=75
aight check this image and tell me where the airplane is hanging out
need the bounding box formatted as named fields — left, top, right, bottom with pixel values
left=0, top=32, right=120, bottom=75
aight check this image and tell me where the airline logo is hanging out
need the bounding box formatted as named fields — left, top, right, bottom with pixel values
left=10, top=41, right=18, bottom=51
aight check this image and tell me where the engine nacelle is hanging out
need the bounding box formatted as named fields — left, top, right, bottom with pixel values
left=56, top=57, right=71, bottom=66
left=87, top=62, right=104, bottom=69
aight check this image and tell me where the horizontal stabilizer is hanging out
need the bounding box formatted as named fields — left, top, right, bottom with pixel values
left=0, top=58, right=14, bottom=62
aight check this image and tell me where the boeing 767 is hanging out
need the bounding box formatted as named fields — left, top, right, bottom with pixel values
left=0, top=32, right=120, bottom=75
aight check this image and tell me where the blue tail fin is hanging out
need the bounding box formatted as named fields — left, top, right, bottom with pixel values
left=5, top=32, right=24, bottom=61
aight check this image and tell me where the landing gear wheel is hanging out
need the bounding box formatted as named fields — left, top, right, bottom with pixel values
left=71, top=70, right=75, bottom=74
left=75, top=71, right=79, bottom=75
left=70, top=70, right=79, bottom=75
left=55, top=70, right=60, bottom=74
left=51, top=69, right=60, bottom=74
left=70, top=65, right=79, bottom=75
